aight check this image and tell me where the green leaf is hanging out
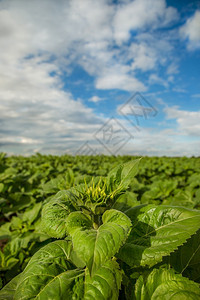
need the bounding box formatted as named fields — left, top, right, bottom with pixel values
left=21, top=202, right=42, bottom=224
left=0, top=243, right=122, bottom=300
left=118, top=205, right=200, bottom=267
left=164, top=190, right=195, bottom=208
left=0, top=183, right=4, bottom=193
left=84, top=260, right=122, bottom=300
left=66, top=209, right=132, bottom=275
left=0, top=222, right=11, bottom=239
left=107, top=159, right=141, bottom=193
left=0, top=274, right=21, bottom=300
left=134, top=268, right=200, bottom=300
left=41, top=191, right=75, bottom=238
left=165, top=229, right=200, bottom=283
left=119, top=159, right=141, bottom=188
left=0, top=251, right=19, bottom=271
left=112, top=191, right=139, bottom=212
left=16, top=269, right=84, bottom=300
left=8, top=240, right=84, bottom=299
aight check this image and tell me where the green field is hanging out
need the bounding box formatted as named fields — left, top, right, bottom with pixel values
left=0, top=154, right=200, bottom=299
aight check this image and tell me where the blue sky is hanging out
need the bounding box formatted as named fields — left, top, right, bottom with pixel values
left=0, top=0, right=200, bottom=156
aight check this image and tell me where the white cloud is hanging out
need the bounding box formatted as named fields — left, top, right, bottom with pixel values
left=0, top=136, right=42, bottom=145
left=164, top=106, right=200, bottom=137
left=149, top=74, right=169, bottom=88
left=96, top=72, right=146, bottom=92
left=124, top=131, right=200, bottom=156
left=92, top=119, right=200, bottom=157
left=129, top=43, right=157, bottom=71
left=0, top=0, right=111, bottom=154
left=0, top=0, right=179, bottom=95
left=107, top=105, right=200, bottom=157
left=180, top=10, right=200, bottom=50
left=166, top=62, right=179, bottom=74
left=0, top=0, right=150, bottom=94
left=1, top=0, right=196, bottom=156
left=0, top=52, right=103, bottom=154
left=88, top=96, right=103, bottom=103
left=125, top=32, right=176, bottom=84
left=113, top=0, right=178, bottom=44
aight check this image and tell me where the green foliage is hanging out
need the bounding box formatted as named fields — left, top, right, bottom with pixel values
left=164, top=229, right=200, bottom=283
left=3, top=240, right=84, bottom=300
left=84, top=260, right=122, bottom=300
left=0, top=274, right=20, bottom=299
left=118, top=204, right=200, bottom=267
left=0, top=155, right=200, bottom=298
left=66, top=209, right=131, bottom=275
left=134, top=267, right=200, bottom=299
left=41, top=191, right=76, bottom=238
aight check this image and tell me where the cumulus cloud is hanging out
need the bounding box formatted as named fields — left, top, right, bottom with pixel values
left=113, top=0, right=178, bottom=44
left=0, top=0, right=179, bottom=93
left=164, top=106, right=200, bottom=137
left=180, top=10, right=200, bottom=50
left=0, top=0, right=196, bottom=156
left=129, top=43, right=157, bottom=71
left=96, top=72, right=146, bottom=92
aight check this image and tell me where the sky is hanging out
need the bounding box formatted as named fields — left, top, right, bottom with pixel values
left=0, top=0, right=200, bottom=157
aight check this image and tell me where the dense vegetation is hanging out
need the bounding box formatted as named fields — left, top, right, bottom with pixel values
left=0, top=153, right=200, bottom=299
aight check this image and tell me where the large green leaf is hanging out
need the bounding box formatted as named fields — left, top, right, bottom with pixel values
left=0, top=241, right=122, bottom=300
left=118, top=205, right=200, bottom=267
left=165, top=229, right=200, bottom=283
left=107, top=159, right=141, bottom=194
left=0, top=274, right=21, bottom=300
left=84, top=260, right=122, bottom=300
left=134, top=268, right=200, bottom=300
left=66, top=209, right=132, bottom=275
left=15, top=269, right=84, bottom=300
left=0, top=240, right=85, bottom=300
left=21, top=202, right=42, bottom=224
left=41, top=191, right=76, bottom=238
